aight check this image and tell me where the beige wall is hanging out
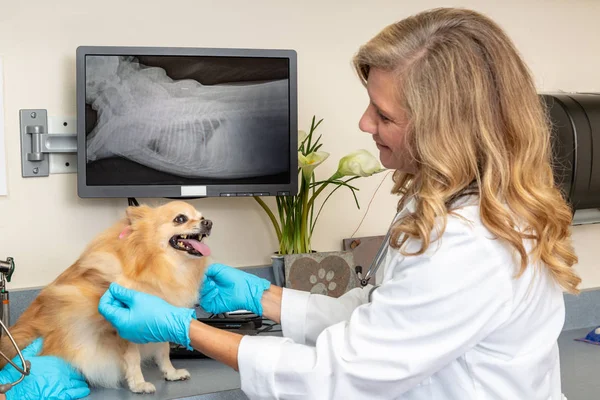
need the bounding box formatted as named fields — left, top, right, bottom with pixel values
left=0, top=0, right=599, bottom=290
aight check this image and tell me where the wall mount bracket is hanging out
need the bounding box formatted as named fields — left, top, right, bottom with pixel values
left=19, top=109, right=77, bottom=177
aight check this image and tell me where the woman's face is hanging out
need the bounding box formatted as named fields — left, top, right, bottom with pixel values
left=358, top=68, right=414, bottom=173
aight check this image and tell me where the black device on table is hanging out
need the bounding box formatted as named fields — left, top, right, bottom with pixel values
left=169, top=312, right=278, bottom=359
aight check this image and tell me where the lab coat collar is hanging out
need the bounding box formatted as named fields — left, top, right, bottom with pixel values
left=397, top=195, right=417, bottom=218
left=405, top=196, right=417, bottom=213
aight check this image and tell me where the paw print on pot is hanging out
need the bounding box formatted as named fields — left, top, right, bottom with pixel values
left=284, top=252, right=357, bottom=298
left=309, top=267, right=337, bottom=295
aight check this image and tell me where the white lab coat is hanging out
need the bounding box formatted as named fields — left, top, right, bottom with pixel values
left=238, top=197, right=566, bottom=399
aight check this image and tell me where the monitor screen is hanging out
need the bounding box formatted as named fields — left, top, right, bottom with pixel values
left=76, top=46, right=297, bottom=198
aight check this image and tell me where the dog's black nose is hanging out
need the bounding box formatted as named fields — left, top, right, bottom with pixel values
left=201, top=219, right=213, bottom=230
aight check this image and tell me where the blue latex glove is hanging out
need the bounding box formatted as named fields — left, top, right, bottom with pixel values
left=98, top=283, right=196, bottom=350
left=0, top=338, right=90, bottom=400
left=200, top=263, right=271, bottom=316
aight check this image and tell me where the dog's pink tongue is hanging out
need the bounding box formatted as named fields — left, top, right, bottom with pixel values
left=181, top=239, right=211, bottom=256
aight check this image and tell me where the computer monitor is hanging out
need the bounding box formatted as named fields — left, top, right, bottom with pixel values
left=76, top=46, right=298, bottom=198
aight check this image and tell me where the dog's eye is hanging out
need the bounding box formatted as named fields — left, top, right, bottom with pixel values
left=174, top=214, right=188, bottom=224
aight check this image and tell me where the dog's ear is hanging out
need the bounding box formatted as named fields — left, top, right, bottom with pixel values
left=125, top=205, right=152, bottom=223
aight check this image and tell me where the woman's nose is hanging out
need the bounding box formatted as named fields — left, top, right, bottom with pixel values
left=358, top=108, right=376, bottom=135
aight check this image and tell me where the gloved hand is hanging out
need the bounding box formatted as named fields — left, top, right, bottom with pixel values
left=200, top=263, right=271, bottom=316
left=0, top=338, right=90, bottom=400
left=98, top=283, right=196, bottom=350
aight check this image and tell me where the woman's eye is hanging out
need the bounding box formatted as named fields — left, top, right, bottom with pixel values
left=174, top=214, right=188, bottom=224
left=378, top=111, right=391, bottom=122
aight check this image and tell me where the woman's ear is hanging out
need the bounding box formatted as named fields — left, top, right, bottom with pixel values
left=125, top=204, right=152, bottom=223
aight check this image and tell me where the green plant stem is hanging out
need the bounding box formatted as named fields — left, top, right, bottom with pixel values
left=309, top=172, right=316, bottom=240
left=306, top=172, right=343, bottom=214
left=287, top=194, right=297, bottom=254
left=310, top=176, right=360, bottom=233
left=253, top=196, right=282, bottom=243
left=299, top=174, right=311, bottom=253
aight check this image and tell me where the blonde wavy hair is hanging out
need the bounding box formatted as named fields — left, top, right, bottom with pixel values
left=352, top=8, right=581, bottom=294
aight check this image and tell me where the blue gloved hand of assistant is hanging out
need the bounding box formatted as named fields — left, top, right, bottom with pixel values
left=98, top=283, right=196, bottom=350
left=0, top=337, right=90, bottom=400
left=200, top=263, right=271, bottom=316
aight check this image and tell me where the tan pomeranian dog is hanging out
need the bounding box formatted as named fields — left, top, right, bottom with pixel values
left=0, top=200, right=212, bottom=394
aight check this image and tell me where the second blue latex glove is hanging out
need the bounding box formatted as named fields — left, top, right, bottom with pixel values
left=98, top=283, right=196, bottom=350
left=200, top=263, right=271, bottom=316
left=0, top=338, right=90, bottom=400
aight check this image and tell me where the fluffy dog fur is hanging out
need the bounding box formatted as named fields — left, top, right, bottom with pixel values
left=0, top=200, right=212, bottom=393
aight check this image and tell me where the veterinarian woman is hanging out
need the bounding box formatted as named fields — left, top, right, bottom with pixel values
left=99, top=7, right=581, bottom=400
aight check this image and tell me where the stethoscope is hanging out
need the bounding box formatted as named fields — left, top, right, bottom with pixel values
left=0, top=324, right=30, bottom=393
left=355, top=225, right=392, bottom=288
left=355, top=198, right=414, bottom=300
left=355, top=228, right=391, bottom=303
left=0, top=258, right=30, bottom=394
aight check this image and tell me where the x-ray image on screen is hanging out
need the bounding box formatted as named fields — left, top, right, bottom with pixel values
left=84, top=54, right=290, bottom=186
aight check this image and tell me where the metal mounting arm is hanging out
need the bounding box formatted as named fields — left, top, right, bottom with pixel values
left=19, top=109, right=77, bottom=177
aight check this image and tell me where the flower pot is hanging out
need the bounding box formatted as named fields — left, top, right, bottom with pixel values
left=280, top=250, right=358, bottom=298
left=271, top=250, right=318, bottom=288
left=270, top=254, right=285, bottom=287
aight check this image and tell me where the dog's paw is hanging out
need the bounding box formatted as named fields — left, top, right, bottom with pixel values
left=164, top=368, right=191, bottom=381
left=129, top=381, right=156, bottom=394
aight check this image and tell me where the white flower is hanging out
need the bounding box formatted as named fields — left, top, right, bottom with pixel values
left=299, top=151, right=329, bottom=180
left=298, top=130, right=308, bottom=147
left=336, top=149, right=385, bottom=177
